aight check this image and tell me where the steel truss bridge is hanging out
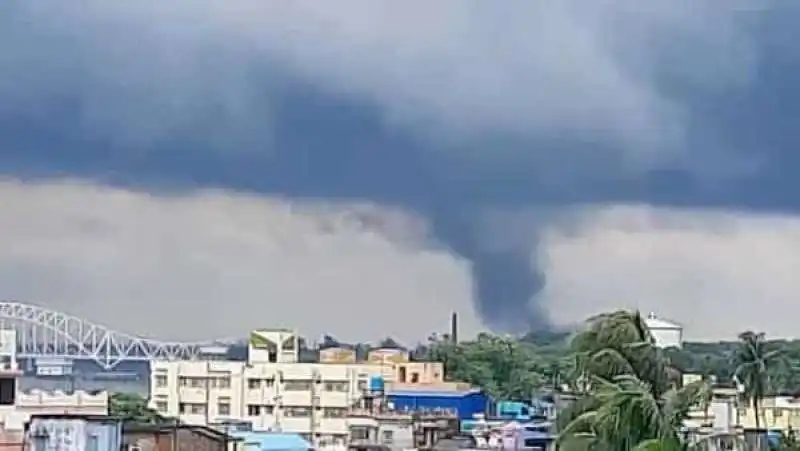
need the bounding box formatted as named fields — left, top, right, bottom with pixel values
left=0, top=302, right=226, bottom=370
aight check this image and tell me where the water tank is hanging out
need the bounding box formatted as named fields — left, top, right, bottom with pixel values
left=369, top=376, right=385, bottom=393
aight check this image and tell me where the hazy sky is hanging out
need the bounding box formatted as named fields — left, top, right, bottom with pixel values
left=1, top=1, right=800, bottom=343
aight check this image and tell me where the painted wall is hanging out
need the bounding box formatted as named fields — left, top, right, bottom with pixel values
left=25, top=417, right=122, bottom=451
left=386, top=389, right=488, bottom=420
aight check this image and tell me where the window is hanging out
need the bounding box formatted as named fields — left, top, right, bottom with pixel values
left=284, top=406, right=311, bottom=417
left=775, top=409, right=784, bottom=417
left=247, top=404, right=275, bottom=416
left=398, top=366, right=407, bottom=383
left=324, top=382, right=349, bottom=392
left=155, top=375, right=168, bottom=388
left=284, top=380, right=312, bottom=391
left=324, top=408, right=347, bottom=418
left=350, top=428, right=369, bottom=441
left=178, top=377, right=207, bottom=388
left=179, top=403, right=206, bottom=415
left=410, top=372, right=420, bottom=383
left=317, top=434, right=336, bottom=446
left=218, top=402, right=231, bottom=416
left=209, top=376, right=231, bottom=389
left=719, top=437, right=735, bottom=451
left=381, top=430, right=394, bottom=445
left=357, top=380, right=367, bottom=391
left=155, top=401, right=168, bottom=412
left=248, top=379, right=261, bottom=389
left=0, top=378, right=15, bottom=405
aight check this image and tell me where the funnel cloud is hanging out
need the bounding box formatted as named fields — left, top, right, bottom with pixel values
left=1, top=2, right=800, bottom=338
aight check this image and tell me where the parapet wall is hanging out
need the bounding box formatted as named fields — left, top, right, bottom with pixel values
left=16, top=389, right=108, bottom=409
left=0, top=390, right=109, bottom=436
left=386, top=381, right=472, bottom=392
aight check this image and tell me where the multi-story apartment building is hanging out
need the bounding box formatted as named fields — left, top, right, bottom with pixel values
left=149, top=329, right=447, bottom=446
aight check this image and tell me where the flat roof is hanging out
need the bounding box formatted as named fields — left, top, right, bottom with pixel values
left=387, top=388, right=483, bottom=397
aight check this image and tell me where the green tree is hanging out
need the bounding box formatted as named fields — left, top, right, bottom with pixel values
left=779, top=427, right=800, bottom=451
left=558, top=310, right=708, bottom=451
left=109, top=392, right=171, bottom=424
left=426, top=333, right=548, bottom=399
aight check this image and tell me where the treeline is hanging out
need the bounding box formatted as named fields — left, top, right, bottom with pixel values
left=227, top=328, right=800, bottom=395
left=422, top=330, right=800, bottom=400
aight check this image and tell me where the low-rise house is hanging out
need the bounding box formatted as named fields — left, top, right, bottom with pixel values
left=24, top=414, right=122, bottom=451
left=226, top=431, right=313, bottom=451
left=123, top=423, right=237, bottom=451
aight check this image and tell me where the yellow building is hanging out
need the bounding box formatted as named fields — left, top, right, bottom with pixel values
left=739, top=396, right=800, bottom=431
left=319, top=346, right=446, bottom=385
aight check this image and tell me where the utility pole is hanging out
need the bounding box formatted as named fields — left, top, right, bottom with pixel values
left=204, top=361, right=211, bottom=425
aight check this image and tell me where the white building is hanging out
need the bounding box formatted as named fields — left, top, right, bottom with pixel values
left=149, top=329, right=396, bottom=446
left=645, top=313, right=683, bottom=348
left=0, top=329, right=108, bottom=442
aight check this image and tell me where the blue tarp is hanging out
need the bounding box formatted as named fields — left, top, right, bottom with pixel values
left=228, top=431, right=312, bottom=451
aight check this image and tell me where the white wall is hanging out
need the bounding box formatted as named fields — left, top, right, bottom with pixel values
left=0, top=389, right=108, bottom=432
left=650, top=327, right=682, bottom=348
left=150, top=360, right=391, bottom=438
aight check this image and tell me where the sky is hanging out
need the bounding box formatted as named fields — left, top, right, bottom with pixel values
left=1, top=1, right=800, bottom=344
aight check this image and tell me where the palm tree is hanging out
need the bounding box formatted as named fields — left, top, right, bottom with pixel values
left=733, top=331, right=782, bottom=440
left=558, top=310, right=708, bottom=451
left=633, top=433, right=748, bottom=451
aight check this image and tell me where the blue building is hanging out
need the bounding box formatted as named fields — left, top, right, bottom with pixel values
left=386, top=388, right=490, bottom=420
left=26, top=415, right=123, bottom=451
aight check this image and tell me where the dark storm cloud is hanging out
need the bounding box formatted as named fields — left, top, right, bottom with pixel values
left=1, top=1, right=799, bottom=333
